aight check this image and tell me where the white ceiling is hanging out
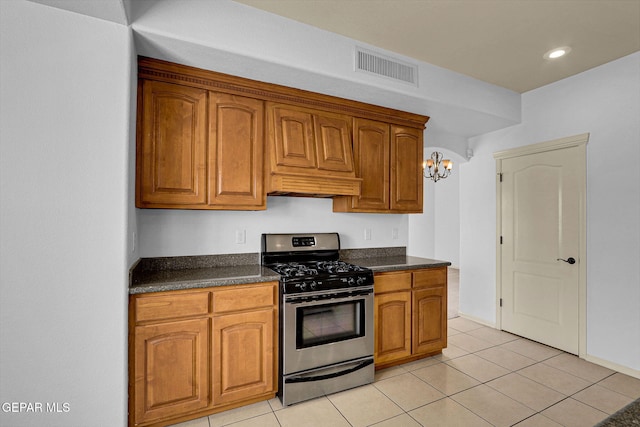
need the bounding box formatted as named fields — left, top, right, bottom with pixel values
left=233, top=0, right=640, bottom=93
left=28, top=0, right=639, bottom=93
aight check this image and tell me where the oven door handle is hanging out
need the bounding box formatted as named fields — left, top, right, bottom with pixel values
left=284, top=358, right=374, bottom=384
left=285, top=288, right=373, bottom=305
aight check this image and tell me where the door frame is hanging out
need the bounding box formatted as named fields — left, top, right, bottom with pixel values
left=494, top=133, right=588, bottom=357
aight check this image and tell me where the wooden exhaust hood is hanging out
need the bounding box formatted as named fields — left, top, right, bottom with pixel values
left=265, top=103, right=362, bottom=197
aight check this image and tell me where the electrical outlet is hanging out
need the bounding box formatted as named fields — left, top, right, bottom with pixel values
left=235, top=229, right=246, bottom=244
left=364, top=228, right=372, bottom=240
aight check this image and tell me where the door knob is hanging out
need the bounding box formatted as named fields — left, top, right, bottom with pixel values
left=557, top=257, right=576, bottom=265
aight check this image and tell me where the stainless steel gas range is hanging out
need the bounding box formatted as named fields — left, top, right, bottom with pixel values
left=261, top=233, right=374, bottom=406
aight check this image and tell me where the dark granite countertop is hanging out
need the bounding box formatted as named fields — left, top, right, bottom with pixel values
left=129, top=253, right=279, bottom=295
left=129, top=248, right=451, bottom=294
left=345, top=255, right=451, bottom=272
left=129, top=265, right=280, bottom=295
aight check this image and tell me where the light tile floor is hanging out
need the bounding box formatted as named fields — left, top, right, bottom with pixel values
left=169, top=317, right=640, bottom=427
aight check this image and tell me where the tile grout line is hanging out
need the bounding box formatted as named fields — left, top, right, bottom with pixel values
left=407, top=328, right=610, bottom=425
left=196, top=323, right=631, bottom=427
left=379, top=326, right=629, bottom=426
left=325, top=395, right=355, bottom=427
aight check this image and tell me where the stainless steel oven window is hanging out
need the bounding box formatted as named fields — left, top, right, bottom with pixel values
left=296, top=299, right=365, bottom=348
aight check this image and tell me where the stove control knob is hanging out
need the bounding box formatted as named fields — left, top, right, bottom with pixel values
left=347, top=277, right=356, bottom=286
left=298, top=283, right=308, bottom=292
left=356, top=276, right=366, bottom=285
left=309, top=281, right=317, bottom=291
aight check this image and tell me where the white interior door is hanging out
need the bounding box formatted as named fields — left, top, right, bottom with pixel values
left=498, top=139, right=586, bottom=355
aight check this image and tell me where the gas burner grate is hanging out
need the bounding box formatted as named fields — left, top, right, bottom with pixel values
left=269, top=262, right=319, bottom=277
left=268, top=260, right=368, bottom=278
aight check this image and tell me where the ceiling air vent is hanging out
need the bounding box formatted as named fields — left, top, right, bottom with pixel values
left=355, top=47, right=418, bottom=86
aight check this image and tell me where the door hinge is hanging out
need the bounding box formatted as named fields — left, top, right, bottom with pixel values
left=500, top=298, right=503, bottom=307
left=498, top=172, right=503, bottom=182
left=500, top=236, right=503, bottom=244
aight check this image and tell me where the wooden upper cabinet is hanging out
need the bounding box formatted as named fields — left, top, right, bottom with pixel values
left=136, top=79, right=266, bottom=210
left=313, top=113, right=355, bottom=173
left=209, top=93, right=265, bottom=208
left=391, top=126, right=423, bottom=212
left=270, top=105, right=317, bottom=169
left=137, top=80, right=207, bottom=206
left=136, top=57, right=429, bottom=208
left=334, top=119, right=423, bottom=213
left=350, top=118, right=390, bottom=210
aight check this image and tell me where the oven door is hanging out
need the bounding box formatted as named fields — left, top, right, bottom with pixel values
left=282, top=286, right=374, bottom=375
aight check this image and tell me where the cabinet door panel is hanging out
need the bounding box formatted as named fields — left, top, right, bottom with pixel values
left=134, top=318, right=210, bottom=424
left=209, top=93, right=264, bottom=207
left=270, top=106, right=316, bottom=169
left=413, top=287, right=447, bottom=355
left=314, top=114, right=354, bottom=172
left=138, top=80, right=207, bottom=206
left=212, top=309, right=275, bottom=406
left=352, top=118, right=390, bottom=210
left=391, top=126, right=423, bottom=212
left=374, top=291, right=412, bottom=364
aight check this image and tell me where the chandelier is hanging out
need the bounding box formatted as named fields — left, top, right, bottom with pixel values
left=423, top=152, right=453, bottom=182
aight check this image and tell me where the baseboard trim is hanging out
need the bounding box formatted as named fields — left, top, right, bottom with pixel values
left=584, top=354, right=640, bottom=380
left=457, top=311, right=640, bottom=380
left=456, top=311, right=495, bottom=328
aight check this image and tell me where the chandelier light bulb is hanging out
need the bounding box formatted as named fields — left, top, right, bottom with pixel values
left=423, top=152, right=453, bottom=182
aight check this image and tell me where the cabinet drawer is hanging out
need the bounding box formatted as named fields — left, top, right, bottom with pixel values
left=135, top=291, right=210, bottom=323
left=213, top=283, right=277, bottom=314
left=374, top=272, right=412, bottom=293
left=413, top=267, right=447, bottom=289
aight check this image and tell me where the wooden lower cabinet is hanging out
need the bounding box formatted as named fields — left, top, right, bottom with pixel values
left=374, top=291, right=411, bottom=364
left=413, top=286, right=447, bottom=355
left=133, top=319, right=211, bottom=425
left=374, top=267, right=447, bottom=369
left=212, top=309, right=275, bottom=406
left=129, top=282, right=278, bottom=427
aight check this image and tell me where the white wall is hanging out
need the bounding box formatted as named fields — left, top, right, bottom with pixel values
left=139, top=197, right=408, bottom=257
left=460, top=52, right=640, bottom=375
left=132, top=0, right=478, bottom=261
left=408, top=146, right=465, bottom=267
left=130, top=0, right=521, bottom=151
left=0, top=2, right=132, bottom=426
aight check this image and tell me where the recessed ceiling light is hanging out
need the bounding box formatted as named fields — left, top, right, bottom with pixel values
left=544, top=47, right=572, bottom=60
